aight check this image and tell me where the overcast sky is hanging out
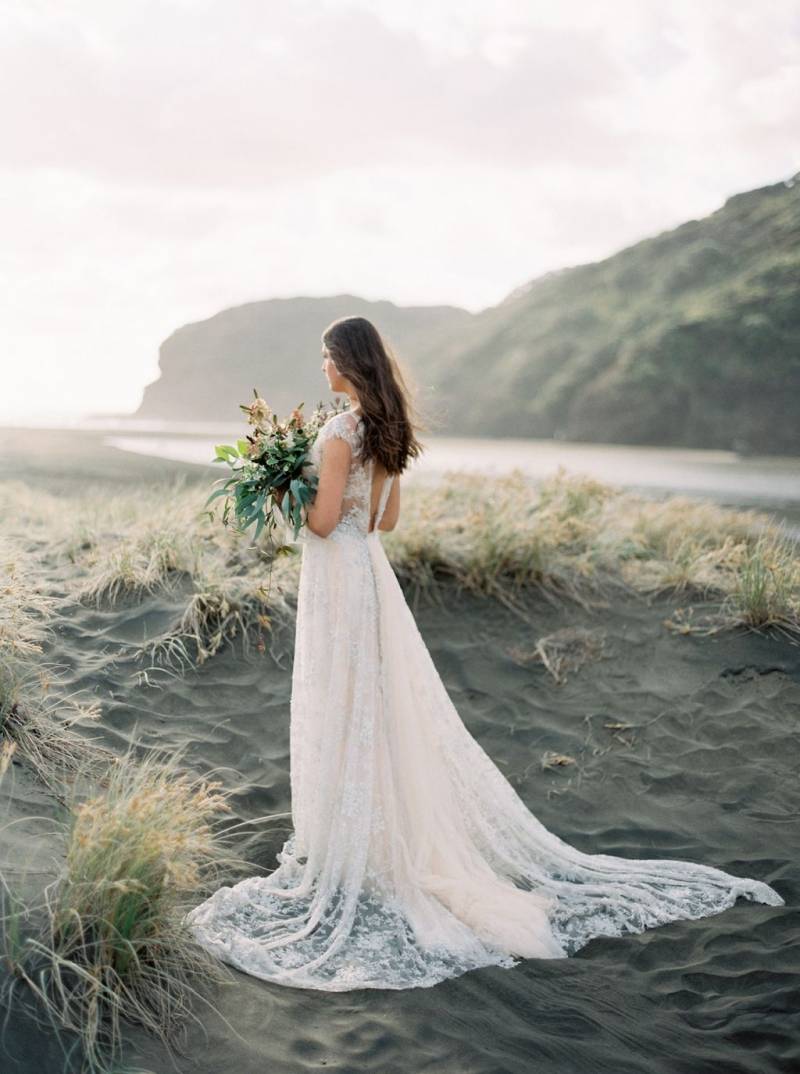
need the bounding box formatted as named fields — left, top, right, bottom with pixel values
left=2, top=0, right=798, bottom=422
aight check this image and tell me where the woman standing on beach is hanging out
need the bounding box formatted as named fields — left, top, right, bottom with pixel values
left=185, top=315, right=784, bottom=991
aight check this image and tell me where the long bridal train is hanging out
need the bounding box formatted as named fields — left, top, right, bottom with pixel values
left=184, top=410, right=784, bottom=992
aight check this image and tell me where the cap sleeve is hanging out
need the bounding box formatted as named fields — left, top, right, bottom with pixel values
left=321, top=411, right=363, bottom=455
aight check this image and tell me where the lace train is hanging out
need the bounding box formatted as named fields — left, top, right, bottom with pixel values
left=184, top=410, right=784, bottom=991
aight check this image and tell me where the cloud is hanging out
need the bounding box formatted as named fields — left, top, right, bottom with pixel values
left=0, top=0, right=798, bottom=419
left=2, top=0, right=797, bottom=189
left=0, top=3, right=636, bottom=185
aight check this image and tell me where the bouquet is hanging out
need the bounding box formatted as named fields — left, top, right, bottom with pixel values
left=205, top=389, right=339, bottom=550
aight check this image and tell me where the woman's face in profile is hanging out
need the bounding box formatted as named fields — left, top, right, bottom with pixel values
left=321, top=347, right=347, bottom=392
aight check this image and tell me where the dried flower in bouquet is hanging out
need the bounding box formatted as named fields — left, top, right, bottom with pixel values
left=205, top=389, right=337, bottom=551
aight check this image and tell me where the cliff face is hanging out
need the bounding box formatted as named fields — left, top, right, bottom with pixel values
left=136, top=173, right=800, bottom=454
left=134, top=295, right=472, bottom=423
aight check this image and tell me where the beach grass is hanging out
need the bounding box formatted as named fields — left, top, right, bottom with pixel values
left=0, top=533, right=113, bottom=792
left=382, top=467, right=798, bottom=637
left=664, top=528, right=800, bottom=641
left=132, top=554, right=299, bottom=675
left=729, top=530, right=799, bottom=630
left=383, top=469, right=610, bottom=613
left=0, top=743, right=258, bottom=1074
left=509, top=625, right=609, bottom=685
left=1, top=467, right=797, bottom=677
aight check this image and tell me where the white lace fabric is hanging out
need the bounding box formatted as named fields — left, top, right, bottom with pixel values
left=184, top=409, right=784, bottom=991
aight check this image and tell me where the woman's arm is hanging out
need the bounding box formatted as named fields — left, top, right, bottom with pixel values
left=378, top=475, right=400, bottom=531
left=305, top=437, right=352, bottom=538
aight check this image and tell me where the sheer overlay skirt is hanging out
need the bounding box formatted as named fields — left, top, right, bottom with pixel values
left=184, top=530, right=784, bottom=991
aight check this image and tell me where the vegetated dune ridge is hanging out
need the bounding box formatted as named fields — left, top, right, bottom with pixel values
left=0, top=428, right=795, bottom=1074
left=133, top=171, right=800, bottom=454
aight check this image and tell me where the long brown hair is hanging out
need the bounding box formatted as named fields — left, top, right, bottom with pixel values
left=321, top=316, right=425, bottom=475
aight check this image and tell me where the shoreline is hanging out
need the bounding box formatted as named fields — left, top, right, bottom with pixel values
left=2, top=424, right=799, bottom=534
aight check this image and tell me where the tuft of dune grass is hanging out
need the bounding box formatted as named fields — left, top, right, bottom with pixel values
left=665, top=529, right=800, bottom=641
left=382, top=469, right=611, bottom=615
left=73, top=489, right=206, bottom=605
left=133, top=553, right=300, bottom=674
left=510, top=626, right=608, bottom=684
left=0, top=476, right=299, bottom=676
left=0, top=535, right=112, bottom=792
left=0, top=533, right=56, bottom=658
left=727, top=530, right=800, bottom=630
left=0, top=743, right=262, bottom=1074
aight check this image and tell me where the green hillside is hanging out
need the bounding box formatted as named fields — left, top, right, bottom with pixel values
left=421, top=172, right=800, bottom=453
left=135, top=172, right=800, bottom=454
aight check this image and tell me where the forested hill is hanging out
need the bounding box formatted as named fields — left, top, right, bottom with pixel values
left=416, top=172, right=800, bottom=454
left=135, top=172, right=800, bottom=454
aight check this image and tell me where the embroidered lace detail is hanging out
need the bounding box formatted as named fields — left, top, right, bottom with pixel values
left=317, top=411, right=372, bottom=538
left=184, top=408, right=785, bottom=991
left=300, top=409, right=393, bottom=541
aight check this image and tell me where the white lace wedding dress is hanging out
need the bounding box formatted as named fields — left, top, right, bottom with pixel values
left=184, top=408, right=784, bottom=991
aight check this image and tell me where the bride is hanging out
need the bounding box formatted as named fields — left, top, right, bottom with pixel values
left=185, top=315, right=784, bottom=991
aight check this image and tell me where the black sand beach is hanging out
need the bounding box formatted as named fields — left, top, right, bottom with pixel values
left=0, top=427, right=796, bottom=1074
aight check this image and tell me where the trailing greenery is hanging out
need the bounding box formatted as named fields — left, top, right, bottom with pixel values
left=207, top=392, right=328, bottom=547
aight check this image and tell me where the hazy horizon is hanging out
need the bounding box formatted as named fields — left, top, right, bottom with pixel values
left=2, top=0, right=799, bottom=423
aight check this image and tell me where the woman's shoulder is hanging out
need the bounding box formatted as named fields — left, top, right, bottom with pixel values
left=320, top=409, right=363, bottom=448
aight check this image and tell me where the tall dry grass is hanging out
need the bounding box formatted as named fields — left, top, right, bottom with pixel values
left=0, top=534, right=112, bottom=792
left=665, top=528, right=800, bottom=641
left=0, top=468, right=797, bottom=682
left=382, top=469, right=611, bottom=615
left=0, top=477, right=300, bottom=675
left=132, top=553, right=300, bottom=677
left=0, top=743, right=262, bottom=1074
left=383, top=466, right=799, bottom=640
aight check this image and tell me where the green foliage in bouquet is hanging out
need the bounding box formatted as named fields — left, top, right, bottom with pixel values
left=205, top=389, right=334, bottom=548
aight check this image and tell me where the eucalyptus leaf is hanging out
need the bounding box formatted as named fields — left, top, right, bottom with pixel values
left=204, top=487, right=231, bottom=506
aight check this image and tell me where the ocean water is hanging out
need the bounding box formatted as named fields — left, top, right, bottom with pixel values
left=103, top=427, right=800, bottom=533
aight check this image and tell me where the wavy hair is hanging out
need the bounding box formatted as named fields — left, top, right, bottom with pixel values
left=321, top=316, right=425, bottom=474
